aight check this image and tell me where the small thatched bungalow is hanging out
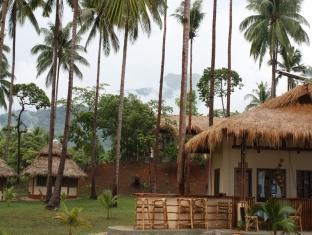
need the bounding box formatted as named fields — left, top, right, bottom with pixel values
left=0, top=159, right=16, bottom=200
left=22, top=141, right=87, bottom=199
left=186, top=84, right=312, bottom=202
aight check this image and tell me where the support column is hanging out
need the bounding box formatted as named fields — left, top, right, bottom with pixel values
left=240, top=133, right=247, bottom=201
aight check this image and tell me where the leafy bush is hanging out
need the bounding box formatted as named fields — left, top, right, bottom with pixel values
left=54, top=199, right=90, bottom=235
left=160, top=143, right=177, bottom=160
left=3, top=186, right=16, bottom=207
left=256, top=199, right=295, bottom=235
left=98, top=190, right=118, bottom=219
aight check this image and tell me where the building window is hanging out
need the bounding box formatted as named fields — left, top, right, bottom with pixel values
left=37, top=176, right=47, bottom=186
left=297, top=171, right=312, bottom=198
left=257, top=169, right=286, bottom=201
left=234, top=168, right=252, bottom=198
left=62, top=178, right=78, bottom=187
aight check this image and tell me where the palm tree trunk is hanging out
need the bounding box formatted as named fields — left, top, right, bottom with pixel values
left=208, top=0, right=217, bottom=126
left=0, top=0, right=9, bottom=65
left=16, top=105, right=25, bottom=185
left=55, top=57, right=61, bottom=103
left=271, top=44, right=277, bottom=98
left=47, top=0, right=78, bottom=209
left=226, top=0, right=232, bottom=117
left=4, top=5, right=16, bottom=161
left=177, top=0, right=191, bottom=195
left=185, top=38, right=193, bottom=195
left=153, top=0, right=167, bottom=193
left=46, top=0, right=61, bottom=202
left=113, top=23, right=129, bottom=197
left=90, top=33, right=102, bottom=200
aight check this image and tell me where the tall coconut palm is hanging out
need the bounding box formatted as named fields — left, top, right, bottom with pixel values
left=4, top=0, right=40, bottom=161
left=0, top=0, right=9, bottom=66
left=47, top=0, right=79, bottom=209
left=42, top=0, right=62, bottom=203
left=172, top=0, right=204, bottom=131
left=176, top=0, right=191, bottom=195
left=172, top=0, right=205, bottom=194
left=80, top=0, right=119, bottom=199
left=240, top=0, right=309, bottom=98
left=208, top=0, right=217, bottom=126
left=153, top=0, right=167, bottom=193
left=226, top=0, right=232, bottom=117
left=106, top=0, right=163, bottom=196
left=278, top=47, right=306, bottom=90
left=31, top=23, right=89, bottom=98
left=244, top=81, right=270, bottom=110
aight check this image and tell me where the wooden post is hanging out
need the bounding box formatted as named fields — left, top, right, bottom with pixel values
left=240, top=133, right=247, bottom=201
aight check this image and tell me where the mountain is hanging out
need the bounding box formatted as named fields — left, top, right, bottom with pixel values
left=128, top=73, right=201, bottom=111
left=0, top=73, right=204, bottom=133
left=0, top=107, right=66, bottom=136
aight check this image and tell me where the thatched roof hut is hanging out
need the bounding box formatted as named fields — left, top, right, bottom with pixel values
left=161, top=115, right=222, bottom=136
left=22, top=141, right=87, bottom=178
left=186, top=84, right=312, bottom=153
left=0, top=158, right=16, bottom=178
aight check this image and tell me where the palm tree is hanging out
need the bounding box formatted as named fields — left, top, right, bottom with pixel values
left=31, top=23, right=89, bottom=100
left=226, top=0, right=233, bottom=117
left=153, top=0, right=167, bottom=193
left=277, top=47, right=306, bottom=90
left=172, top=0, right=205, bottom=195
left=208, top=0, right=217, bottom=126
left=106, top=0, right=163, bottom=196
left=40, top=0, right=62, bottom=203
left=0, top=0, right=9, bottom=66
left=4, top=0, right=40, bottom=161
left=240, top=0, right=309, bottom=98
left=256, top=199, right=295, bottom=235
left=244, top=81, right=270, bottom=110
left=175, top=0, right=191, bottom=195
left=172, top=0, right=204, bottom=132
left=47, top=0, right=79, bottom=209
left=80, top=0, right=119, bottom=199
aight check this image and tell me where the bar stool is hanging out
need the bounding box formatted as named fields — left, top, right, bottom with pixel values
left=216, top=201, right=232, bottom=229
left=177, top=198, right=193, bottom=229
left=192, top=198, right=208, bottom=229
left=152, top=198, right=169, bottom=229
left=135, top=198, right=152, bottom=230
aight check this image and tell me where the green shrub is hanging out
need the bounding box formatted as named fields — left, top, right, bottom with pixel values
left=54, top=199, right=90, bottom=235
left=3, top=186, right=16, bottom=207
left=256, top=199, right=295, bottom=235
left=98, top=190, right=118, bottom=219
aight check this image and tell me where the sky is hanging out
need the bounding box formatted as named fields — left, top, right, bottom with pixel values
left=5, top=0, right=312, bottom=115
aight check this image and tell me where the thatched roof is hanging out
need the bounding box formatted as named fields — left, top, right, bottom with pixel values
left=0, top=158, right=16, bottom=177
left=160, top=115, right=222, bottom=136
left=186, top=84, right=312, bottom=153
left=39, top=141, right=71, bottom=158
left=22, top=141, right=87, bottom=178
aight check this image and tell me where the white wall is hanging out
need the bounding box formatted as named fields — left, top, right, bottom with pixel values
left=212, top=137, right=312, bottom=199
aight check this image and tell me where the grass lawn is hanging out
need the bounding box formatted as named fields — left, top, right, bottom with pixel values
left=0, top=196, right=135, bottom=235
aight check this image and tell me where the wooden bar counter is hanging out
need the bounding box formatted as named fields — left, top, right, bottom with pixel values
left=134, top=193, right=239, bottom=230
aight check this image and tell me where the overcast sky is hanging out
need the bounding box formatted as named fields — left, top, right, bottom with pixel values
left=5, top=0, right=312, bottom=114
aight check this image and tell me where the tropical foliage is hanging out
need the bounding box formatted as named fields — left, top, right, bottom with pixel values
left=240, top=0, right=310, bottom=97
left=3, top=186, right=16, bottom=207
left=98, top=190, right=118, bottom=219
left=256, top=199, right=296, bottom=235
left=198, top=68, right=243, bottom=115
left=54, top=200, right=90, bottom=235
left=31, top=23, right=89, bottom=88
left=244, top=81, right=270, bottom=110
